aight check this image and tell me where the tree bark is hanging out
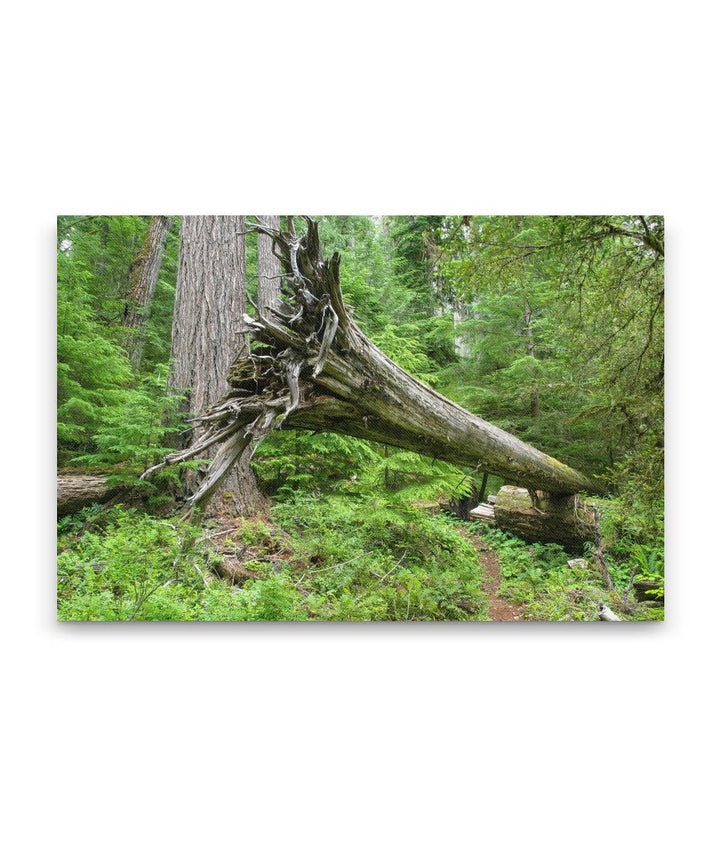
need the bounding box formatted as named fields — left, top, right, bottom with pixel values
left=146, top=218, right=599, bottom=512
left=257, top=215, right=282, bottom=313
left=168, top=216, right=263, bottom=517
left=57, top=474, right=118, bottom=516
left=524, top=300, right=540, bottom=418
left=124, top=215, right=171, bottom=366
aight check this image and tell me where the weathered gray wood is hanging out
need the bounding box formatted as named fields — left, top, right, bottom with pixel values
left=598, top=604, right=623, bottom=621
left=257, top=215, right=282, bottom=313
left=146, top=218, right=599, bottom=511
left=469, top=503, right=495, bottom=522
left=57, top=474, right=117, bottom=516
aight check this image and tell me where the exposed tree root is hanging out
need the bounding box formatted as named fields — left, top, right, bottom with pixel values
left=142, top=217, right=599, bottom=512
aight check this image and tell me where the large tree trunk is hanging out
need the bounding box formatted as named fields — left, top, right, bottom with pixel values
left=124, top=215, right=171, bottom=366
left=146, top=218, right=598, bottom=512
left=168, top=215, right=263, bottom=517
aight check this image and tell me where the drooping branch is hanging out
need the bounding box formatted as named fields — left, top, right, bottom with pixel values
left=143, top=217, right=599, bottom=510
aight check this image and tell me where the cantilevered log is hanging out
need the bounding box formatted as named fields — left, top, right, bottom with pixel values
left=143, top=217, right=598, bottom=510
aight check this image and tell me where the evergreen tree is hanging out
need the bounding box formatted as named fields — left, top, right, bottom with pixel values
left=169, top=215, right=263, bottom=516
left=123, top=215, right=171, bottom=367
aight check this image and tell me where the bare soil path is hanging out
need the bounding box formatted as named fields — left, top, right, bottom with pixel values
left=462, top=529, right=526, bottom=622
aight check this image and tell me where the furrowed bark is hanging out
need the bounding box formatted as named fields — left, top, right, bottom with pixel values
left=257, top=215, right=282, bottom=314
left=144, top=217, right=599, bottom=510
left=168, top=215, right=264, bottom=516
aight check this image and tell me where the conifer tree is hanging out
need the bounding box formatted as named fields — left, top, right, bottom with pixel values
left=169, top=215, right=263, bottom=516
left=123, top=215, right=171, bottom=367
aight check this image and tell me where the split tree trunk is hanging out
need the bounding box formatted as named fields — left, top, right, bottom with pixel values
left=257, top=215, right=282, bottom=313
left=124, top=215, right=171, bottom=366
left=145, top=218, right=598, bottom=513
left=168, top=215, right=263, bottom=517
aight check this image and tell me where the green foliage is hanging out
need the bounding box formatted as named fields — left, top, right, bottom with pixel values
left=57, top=500, right=488, bottom=622
left=57, top=214, right=663, bottom=621
left=364, top=450, right=469, bottom=502
left=57, top=216, right=181, bottom=465
left=436, top=215, right=663, bottom=480
left=474, top=525, right=609, bottom=621
left=254, top=431, right=381, bottom=498
left=72, top=367, right=187, bottom=475
left=57, top=252, right=134, bottom=451
left=57, top=507, right=205, bottom=621
left=271, top=496, right=488, bottom=621
left=373, top=323, right=439, bottom=385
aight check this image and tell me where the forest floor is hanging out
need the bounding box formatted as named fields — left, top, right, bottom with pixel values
left=462, top=529, right=525, bottom=621
left=57, top=493, right=662, bottom=622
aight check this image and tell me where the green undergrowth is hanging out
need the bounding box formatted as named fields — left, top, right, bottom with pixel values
left=57, top=491, right=662, bottom=622
left=471, top=519, right=662, bottom=621
left=57, top=498, right=489, bottom=621
left=595, top=496, right=664, bottom=615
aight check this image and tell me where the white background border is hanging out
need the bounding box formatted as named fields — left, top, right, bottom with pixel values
left=3, top=2, right=716, bottom=853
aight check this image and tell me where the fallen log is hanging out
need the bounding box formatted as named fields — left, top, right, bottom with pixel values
left=57, top=473, right=118, bottom=516
left=633, top=579, right=665, bottom=604
left=471, top=486, right=596, bottom=552
left=142, top=217, right=600, bottom=512
left=493, top=487, right=596, bottom=553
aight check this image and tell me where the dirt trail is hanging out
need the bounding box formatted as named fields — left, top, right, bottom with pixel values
left=464, top=529, right=526, bottom=622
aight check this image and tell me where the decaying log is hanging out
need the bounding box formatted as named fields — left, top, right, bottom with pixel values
left=142, top=217, right=599, bottom=512
left=470, top=486, right=596, bottom=552
left=57, top=474, right=118, bottom=516
left=491, top=486, right=596, bottom=552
